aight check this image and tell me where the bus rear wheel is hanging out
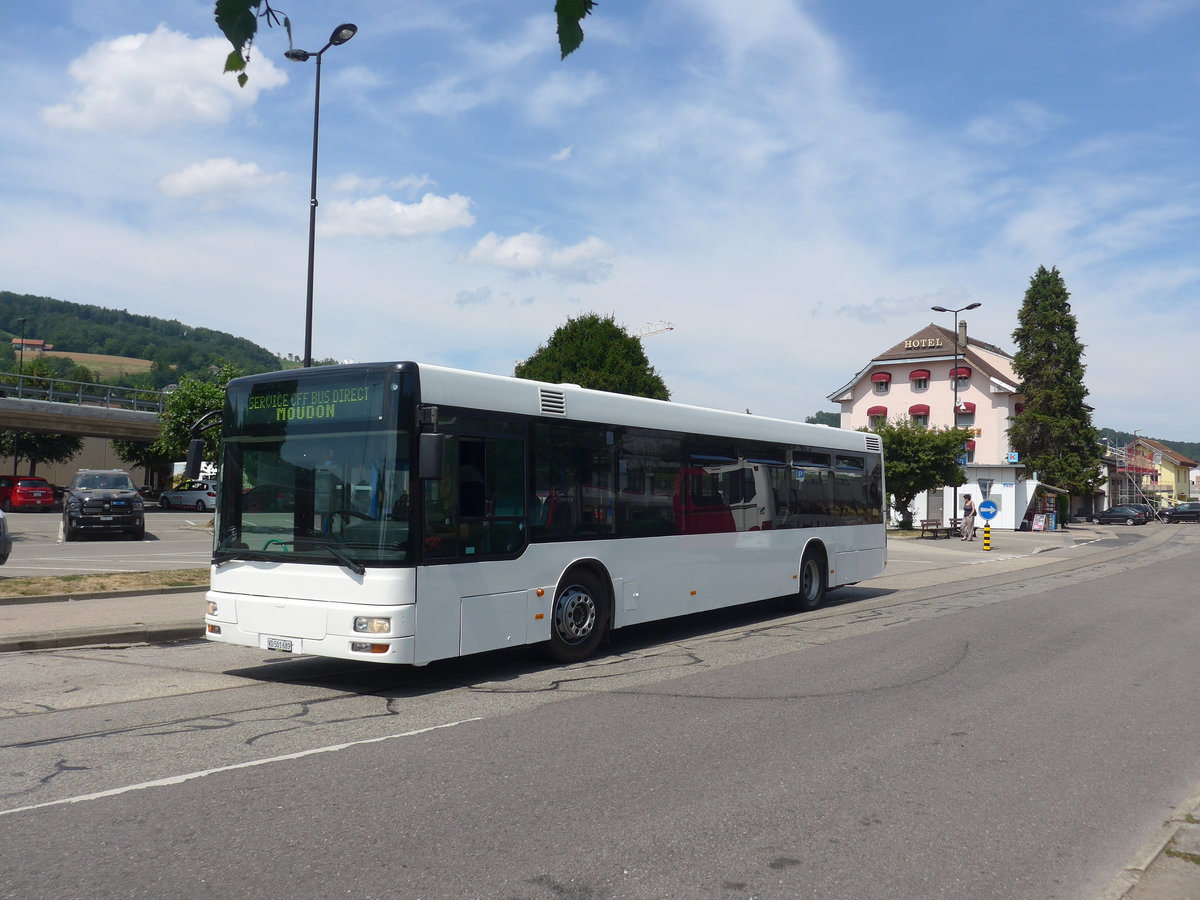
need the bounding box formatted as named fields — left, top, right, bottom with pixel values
left=791, top=548, right=826, bottom=611
left=548, top=571, right=609, bottom=663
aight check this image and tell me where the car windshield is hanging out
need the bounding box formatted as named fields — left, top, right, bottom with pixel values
left=75, top=474, right=136, bottom=491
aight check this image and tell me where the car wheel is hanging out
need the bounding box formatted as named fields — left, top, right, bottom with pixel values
left=0, top=499, right=9, bottom=512
left=63, top=519, right=78, bottom=542
left=160, top=496, right=171, bottom=509
left=128, top=525, right=145, bottom=540
left=1125, top=517, right=1135, bottom=526
left=195, top=500, right=206, bottom=512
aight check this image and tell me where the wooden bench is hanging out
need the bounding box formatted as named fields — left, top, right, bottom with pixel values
left=919, top=519, right=955, bottom=538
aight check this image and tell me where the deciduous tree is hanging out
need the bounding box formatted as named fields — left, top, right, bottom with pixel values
left=215, top=0, right=595, bottom=86
left=152, top=362, right=242, bottom=463
left=1007, top=266, right=1101, bottom=496
left=516, top=313, right=670, bottom=400
left=865, top=418, right=972, bottom=529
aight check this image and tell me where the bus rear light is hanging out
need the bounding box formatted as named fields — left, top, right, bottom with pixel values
left=350, top=641, right=390, bottom=654
left=354, top=616, right=391, bottom=634
left=207, top=624, right=222, bottom=634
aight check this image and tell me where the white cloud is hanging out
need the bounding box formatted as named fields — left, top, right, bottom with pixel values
left=41, top=24, right=286, bottom=133
left=321, top=192, right=475, bottom=237
left=965, top=101, right=1061, bottom=146
left=467, top=232, right=614, bottom=283
left=158, top=158, right=284, bottom=200
left=550, top=146, right=573, bottom=162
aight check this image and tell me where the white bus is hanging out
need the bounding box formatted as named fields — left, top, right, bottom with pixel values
left=203, top=362, right=886, bottom=665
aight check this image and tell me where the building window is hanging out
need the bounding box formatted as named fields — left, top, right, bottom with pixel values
left=913, top=377, right=928, bottom=390
left=874, top=380, right=889, bottom=395
left=911, top=414, right=928, bottom=428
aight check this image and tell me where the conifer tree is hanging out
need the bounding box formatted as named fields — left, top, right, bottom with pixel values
left=1007, top=266, right=1101, bottom=495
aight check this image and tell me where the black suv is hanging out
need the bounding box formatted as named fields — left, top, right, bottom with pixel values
left=62, top=469, right=146, bottom=541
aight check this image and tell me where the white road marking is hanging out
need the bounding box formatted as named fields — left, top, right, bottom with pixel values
left=0, top=717, right=483, bottom=818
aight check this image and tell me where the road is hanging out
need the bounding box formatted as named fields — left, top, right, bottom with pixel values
left=1, top=507, right=213, bottom=576
left=1, top=526, right=1197, bottom=898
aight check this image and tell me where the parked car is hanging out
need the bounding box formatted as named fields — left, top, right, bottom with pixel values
left=1089, top=505, right=1150, bottom=526
left=0, top=475, right=56, bottom=511
left=1163, top=501, right=1200, bottom=523
left=62, top=468, right=146, bottom=541
left=1124, top=503, right=1158, bottom=521
left=0, top=510, right=11, bottom=564
left=160, top=480, right=218, bottom=511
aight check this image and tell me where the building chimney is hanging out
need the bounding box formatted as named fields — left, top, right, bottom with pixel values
left=958, top=318, right=968, bottom=351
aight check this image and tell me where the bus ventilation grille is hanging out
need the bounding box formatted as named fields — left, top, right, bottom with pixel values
left=539, top=389, right=567, bottom=416
left=864, top=435, right=883, bottom=452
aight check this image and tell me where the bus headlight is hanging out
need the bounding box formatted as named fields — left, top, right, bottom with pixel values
left=354, top=616, right=391, bottom=634
left=206, top=600, right=219, bottom=615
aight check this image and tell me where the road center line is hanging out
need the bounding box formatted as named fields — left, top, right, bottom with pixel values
left=0, top=717, right=482, bottom=818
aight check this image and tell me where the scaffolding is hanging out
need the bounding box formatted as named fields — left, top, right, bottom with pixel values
left=1105, top=442, right=1160, bottom=509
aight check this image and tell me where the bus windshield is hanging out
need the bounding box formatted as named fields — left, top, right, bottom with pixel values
left=214, top=367, right=414, bottom=568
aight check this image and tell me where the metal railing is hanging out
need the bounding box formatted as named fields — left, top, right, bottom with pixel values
left=0, top=371, right=167, bottom=413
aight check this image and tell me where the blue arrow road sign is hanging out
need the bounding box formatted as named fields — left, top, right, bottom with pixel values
left=978, top=499, right=998, bottom=520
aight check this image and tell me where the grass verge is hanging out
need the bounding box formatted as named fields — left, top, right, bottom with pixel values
left=0, top=568, right=209, bottom=599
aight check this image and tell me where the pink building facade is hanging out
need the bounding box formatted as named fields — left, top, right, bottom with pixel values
left=828, top=320, right=1042, bottom=530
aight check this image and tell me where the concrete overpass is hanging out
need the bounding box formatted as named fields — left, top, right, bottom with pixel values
left=0, top=374, right=166, bottom=442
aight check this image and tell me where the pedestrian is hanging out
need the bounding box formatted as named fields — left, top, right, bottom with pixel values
left=961, top=493, right=976, bottom=541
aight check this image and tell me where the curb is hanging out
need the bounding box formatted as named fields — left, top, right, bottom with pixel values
left=0, top=584, right=207, bottom=607
left=0, top=622, right=205, bottom=653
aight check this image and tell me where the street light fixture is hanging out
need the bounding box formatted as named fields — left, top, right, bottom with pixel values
left=931, top=301, right=982, bottom=530
left=285, top=23, right=358, bottom=368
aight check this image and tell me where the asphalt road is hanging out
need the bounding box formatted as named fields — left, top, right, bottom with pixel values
left=0, top=507, right=213, bottom=576
left=1, top=526, right=1197, bottom=898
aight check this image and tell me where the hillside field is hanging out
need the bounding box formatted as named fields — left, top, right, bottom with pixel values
left=42, top=350, right=155, bottom=379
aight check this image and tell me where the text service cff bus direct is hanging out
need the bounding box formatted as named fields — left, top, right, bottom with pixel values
left=203, top=362, right=886, bottom=666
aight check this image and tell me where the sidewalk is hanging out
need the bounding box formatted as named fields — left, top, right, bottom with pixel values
left=0, top=523, right=1196, bottom=897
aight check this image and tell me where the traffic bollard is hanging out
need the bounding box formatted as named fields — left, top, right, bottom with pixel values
left=982, top=523, right=991, bottom=551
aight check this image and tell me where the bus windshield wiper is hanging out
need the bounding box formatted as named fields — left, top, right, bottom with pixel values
left=302, top=538, right=367, bottom=576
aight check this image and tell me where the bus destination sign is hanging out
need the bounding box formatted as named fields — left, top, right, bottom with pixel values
left=246, top=384, right=376, bottom=423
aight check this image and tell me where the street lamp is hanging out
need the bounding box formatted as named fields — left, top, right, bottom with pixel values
left=285, top=23, right=358, bottom=368
left=15, top=316, right=25, bottom=398
left=931, top=301, right=981, bottom=529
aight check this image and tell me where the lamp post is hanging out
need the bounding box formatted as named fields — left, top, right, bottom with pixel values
left=931, top=301, right=981, bottom=529
left=15, top=316, right=25, bottom=398
left=285, top=23, right=358, bottom=368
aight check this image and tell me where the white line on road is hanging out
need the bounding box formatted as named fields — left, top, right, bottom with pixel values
left=0, top=717, right=483, bottom=818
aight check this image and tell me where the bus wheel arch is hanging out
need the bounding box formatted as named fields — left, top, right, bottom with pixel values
left=546, top=561, right=612, bottom=664
left=792, top=540, right=828, bottom=611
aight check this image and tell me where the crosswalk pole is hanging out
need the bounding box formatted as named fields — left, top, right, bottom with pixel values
left=982, top=522, right=991, bottom=551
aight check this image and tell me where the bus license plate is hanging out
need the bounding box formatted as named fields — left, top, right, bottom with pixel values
left=265, top=636, right=296, bottom=653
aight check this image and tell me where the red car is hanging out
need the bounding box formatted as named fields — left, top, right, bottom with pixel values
left=0, top=475, right=56, bottom=511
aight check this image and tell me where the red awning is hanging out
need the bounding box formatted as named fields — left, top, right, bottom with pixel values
left=965, top=440, right=976, bottom=450
left=908, top=369, right=930, bottom=380
left=867, top=406, right=887, bottom=416
left=950, top=366, right=972, bottom=378
left=956, top=401, right=976, bottom=413
left=871, top=372, right=892, bottom=383
left=1014, top=403, right=1024, bottom=414
left=909, top=404, right=930, bottom=415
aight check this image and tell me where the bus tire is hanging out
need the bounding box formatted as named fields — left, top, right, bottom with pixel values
left=547, top=569, right=609, bottom=664
left=790, top=547, right=826, bottom=611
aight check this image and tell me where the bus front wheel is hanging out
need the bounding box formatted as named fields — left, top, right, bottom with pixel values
left=548, top=570, right=609, bottom=664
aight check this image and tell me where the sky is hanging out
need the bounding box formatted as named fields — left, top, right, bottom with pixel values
left=2, top=0, right=1198, bottom=439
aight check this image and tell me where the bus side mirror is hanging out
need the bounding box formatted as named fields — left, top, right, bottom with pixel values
left=418, top=433, right=445, bottom=480
left=184, top=438, right=205, bottom=480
